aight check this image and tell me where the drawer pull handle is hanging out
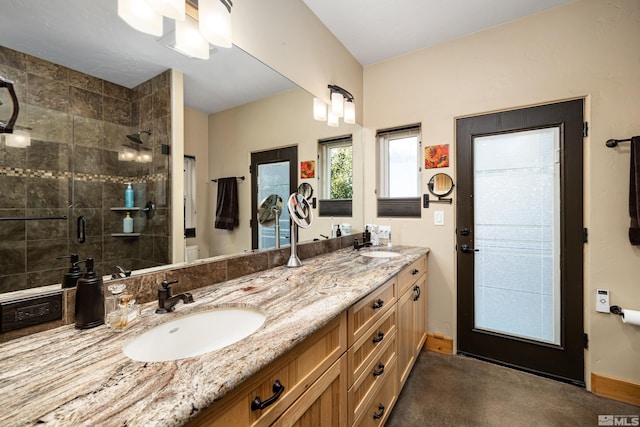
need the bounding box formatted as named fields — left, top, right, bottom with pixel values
left=372, top=299, right=384, bottom=310
left=373, top=403, right=385, bottom=420
left=251, top=380, right=285, bottom=411
left=372, top=330, right=385, bottom=343
left=411, top=268, right=419, bottom=275
left=413, top=284, right=421, bottom=302
left=373, top=362, right=385, bottom=377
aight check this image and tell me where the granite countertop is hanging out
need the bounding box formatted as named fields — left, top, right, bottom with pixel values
left=0, top=246, right=428, bottom=427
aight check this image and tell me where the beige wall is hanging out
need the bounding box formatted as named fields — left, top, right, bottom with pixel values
left=184, top=107, right=210, bottom=259
left=363, top=0, right=640, bottom=387
left=232, top=0, right=363, bottom=122
left=208, top=87, right=363, bottom=255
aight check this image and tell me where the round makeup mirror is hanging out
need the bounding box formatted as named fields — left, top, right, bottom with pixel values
left=287, top=193, right=313, bottom=229
left=428, top=173, right=454, bottom=197
left=297, top=182, right=313, bottom=200
left=257, top=194, right=283, bottom=226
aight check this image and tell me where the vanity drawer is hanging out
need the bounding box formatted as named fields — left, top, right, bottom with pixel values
left=397, top=255, right=427, bottom=295
left=348, top=331, right=397, bottom=427
left=188, top=312, right=347, bottom=427
left=347, top=304, right=396, bottom=387
left=353, top=361, right=398, bottom=427
left=347, top=277, right=396, bottom=347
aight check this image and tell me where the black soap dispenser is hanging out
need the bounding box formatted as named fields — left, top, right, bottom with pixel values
left=57, top=254, right=83, bottom=289
left=75, top=258, right=105, bottom=329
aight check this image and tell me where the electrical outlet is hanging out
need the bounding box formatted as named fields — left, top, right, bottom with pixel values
left=596, top=288, right=610, bottom=313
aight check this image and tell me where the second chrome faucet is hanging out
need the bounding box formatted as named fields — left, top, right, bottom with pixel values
left=155, top=279, right=194, bottom=313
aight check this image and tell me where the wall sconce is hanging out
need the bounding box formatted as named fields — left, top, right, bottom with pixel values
left=2, top=129, right=31, bottom=148
left=117, top=0, right=232, bottom=60
left=313, top=84, right=355, bottom=127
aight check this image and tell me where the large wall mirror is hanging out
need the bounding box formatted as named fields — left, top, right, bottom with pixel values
left=0, top=0, right=363, bottom=295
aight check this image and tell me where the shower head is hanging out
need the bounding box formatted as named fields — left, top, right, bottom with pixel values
left=126, top=130, right=151, bottom=144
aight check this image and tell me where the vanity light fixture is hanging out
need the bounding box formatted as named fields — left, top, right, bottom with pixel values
left=2, top=129, right=31, bottom=148
left=313, top=84, right=355, bottom=127
left=117, top=0, right=233, bottom=60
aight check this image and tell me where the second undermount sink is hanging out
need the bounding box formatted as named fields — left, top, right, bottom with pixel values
left=123, top=307, right=266, bottom=362
left=360, top=250, right=401, bottom=258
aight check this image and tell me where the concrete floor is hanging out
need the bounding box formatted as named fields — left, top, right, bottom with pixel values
left=386, top=351, right=640, bottom=427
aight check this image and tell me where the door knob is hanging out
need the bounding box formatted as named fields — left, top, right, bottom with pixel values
left=460, top=244, right=479, bottom=253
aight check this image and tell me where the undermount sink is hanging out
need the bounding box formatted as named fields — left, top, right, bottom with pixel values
left=123, top=307, right=266, bottom=362
left=360, top=250, right=401, bottom=258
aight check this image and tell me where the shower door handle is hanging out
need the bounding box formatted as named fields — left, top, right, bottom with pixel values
left=77, top=215, right=86, bottom=243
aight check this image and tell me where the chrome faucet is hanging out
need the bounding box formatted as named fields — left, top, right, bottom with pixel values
left=111, top=265, right=131, bottom=279
left=353, top=238, right=373, bottom=251
left=155, top=279, right=194, bottom=313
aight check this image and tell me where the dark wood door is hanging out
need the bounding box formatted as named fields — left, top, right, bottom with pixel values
left=456, top=99, right=585, bottom=385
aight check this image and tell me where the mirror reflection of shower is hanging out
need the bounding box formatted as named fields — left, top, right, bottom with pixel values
left=120, top=130, right=152, bottom=163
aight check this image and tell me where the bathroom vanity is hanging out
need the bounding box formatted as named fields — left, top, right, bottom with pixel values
left=0, top=245, right=428, bottom=426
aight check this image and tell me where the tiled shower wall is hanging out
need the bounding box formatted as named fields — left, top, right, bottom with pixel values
left=0, top=46, right=171, bottom=293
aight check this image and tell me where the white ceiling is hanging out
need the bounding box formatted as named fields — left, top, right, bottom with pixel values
left=0, top=0, right=575, bottom=114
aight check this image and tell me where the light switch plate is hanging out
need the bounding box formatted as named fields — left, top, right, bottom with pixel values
left=596, top=288, right=610, bottom=313
left=434, top=210, right=445, bottom=226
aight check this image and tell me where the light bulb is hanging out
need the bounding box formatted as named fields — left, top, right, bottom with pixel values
left=331, top=91, right=344, bottom=118
left=117, top=0, right=163, bottom=36
left=313, top=97, right=327, bottom=121
left=175, top=16, right=210, bottom=59
left=327, top=111, right=339, bottom=127
left=199, top=0, right=232, bottom=48
left=344, top=101, right=355, bottom=124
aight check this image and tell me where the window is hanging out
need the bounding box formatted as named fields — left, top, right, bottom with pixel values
left=184, top=155, right=196, bottom=237
left=377, top=124, right=421, bottom=217
left=318, top=135, right=353, bottom=217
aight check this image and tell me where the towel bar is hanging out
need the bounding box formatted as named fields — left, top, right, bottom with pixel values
left=211, top=176, right=245, bottom=182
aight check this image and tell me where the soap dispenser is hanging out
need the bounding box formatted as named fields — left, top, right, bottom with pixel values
left=125, top=183, right=134, bottom=208
left=57, top=253, right=83, bottom=289
left=75, top=258, right=105, bottom=329
left=123, top=212, right=133, bottom=233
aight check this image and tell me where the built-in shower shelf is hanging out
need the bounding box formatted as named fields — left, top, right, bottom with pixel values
left=111, top=233, right=141, bottom=237
left=110, top=207, right=141, bottom=211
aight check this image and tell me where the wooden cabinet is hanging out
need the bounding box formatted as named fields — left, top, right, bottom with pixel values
left=187, top=312, right=347, bottom=427
left=397, top=255, right=428, bottom=389
left=188, top=253, right=428, bottom=427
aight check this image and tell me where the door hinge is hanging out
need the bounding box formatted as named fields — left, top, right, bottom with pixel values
left=583, top=228, right=588, bottom=243
left=584, top=333, right=589, bottom=349
left=583, top=122, right=589, bottom=137
left=249, top=165, right=253, bottom=174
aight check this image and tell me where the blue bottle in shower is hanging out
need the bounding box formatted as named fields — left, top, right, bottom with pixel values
left=125, top=183, right=134, bottom=208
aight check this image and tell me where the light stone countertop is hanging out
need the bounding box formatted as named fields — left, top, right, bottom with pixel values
left=0, top=246, right=428, bottom=427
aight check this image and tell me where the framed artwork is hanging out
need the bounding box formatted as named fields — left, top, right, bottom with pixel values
left=300, top=160, right=315, bottom=178
left=425, top=144, right=449, bottom=169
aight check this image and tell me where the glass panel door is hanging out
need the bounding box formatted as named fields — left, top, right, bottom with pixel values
left=473, top=127, right=561, bottom=345
left=257, top=161, right=290, bottom=250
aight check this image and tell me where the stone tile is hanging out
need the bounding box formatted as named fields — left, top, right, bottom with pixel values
left=26, top=176, right=69, bottom=209
left=70, top=207, right=103, bottom=240
left=268, top=248, right=290, bottom=268
left=151, top=70, right=170, bottom=92
left=69, top=86, right=102, bottom=120
left=27, top=55, right=68, bottom=82
left=133, top=78, right=152, bottom=101
left=0, top=140, right=27, bottom=168
left=103, top=121, right=131, bottom=151
left=130, top=100, right=139, bottom=126
left=103, top=96, right=131, bottom=126
left=139, top=94, right=153, bottom=124
left=25, top=208, right=68, bottom=241
left=26, top=139, right=70, bottom=172
left=227, top=252, right=269, bottom=280
left=0, top=46, right=27, bottom=70
left=27, top=73, right=69, bottom=113
left=0, top=240, right=26, bottom=275
left=73, top=116, right=104, bottom=148
left=153, top=87, right=170, bottom=120
left=0, top=273, right=27, bottom=294
left=72, top=145, right=103, bottom=174
left=103, top=81, right=132, bottom=103
left=0, top=209, right=25, bottom=241
left=153, top=236, right=170, bottom=265
left=26, top=104, right=72, bottom=145
left=0, top=176, right=26, bottom=209
left=0, top=64, right=27, bottom=103
left=73, top=180, right=103, bottom=209
left=27, top=268, right=65, bottom=289
left=69, top=235, right=103, bottom=267
left=26, top=238, right=68, bottom=271
left=103, top=234, right=140, bottom=263
left=69, top=69, right=102, bottom=93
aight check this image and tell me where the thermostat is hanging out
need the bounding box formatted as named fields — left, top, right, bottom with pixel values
left=596, top=288, right=610, bottom=313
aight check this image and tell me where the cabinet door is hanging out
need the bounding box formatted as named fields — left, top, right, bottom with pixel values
left=274, top=356, right=347, bottom=427
left=396, top=288, right=414, bottom=389
left=412, top=274, right=428, bottom=355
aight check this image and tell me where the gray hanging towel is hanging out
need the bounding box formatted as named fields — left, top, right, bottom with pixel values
left=215, top=177, right=239, bottom=230
left=629, top=136, right=640, bottom=245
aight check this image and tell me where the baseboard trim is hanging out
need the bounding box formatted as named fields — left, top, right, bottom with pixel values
left=591, top=372, right=640, bottom=406
left=425, top=333, right=453, bottom=355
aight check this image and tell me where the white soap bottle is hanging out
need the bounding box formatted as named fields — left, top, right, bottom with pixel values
left=123, top=212, right=133, bottom=233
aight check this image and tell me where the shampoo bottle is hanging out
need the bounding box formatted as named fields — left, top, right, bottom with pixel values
left=125, top=183, right=134, bottom=208
left=75, top=258, right=105, bottom=329
left=123, top=212, right=133, bottom=233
